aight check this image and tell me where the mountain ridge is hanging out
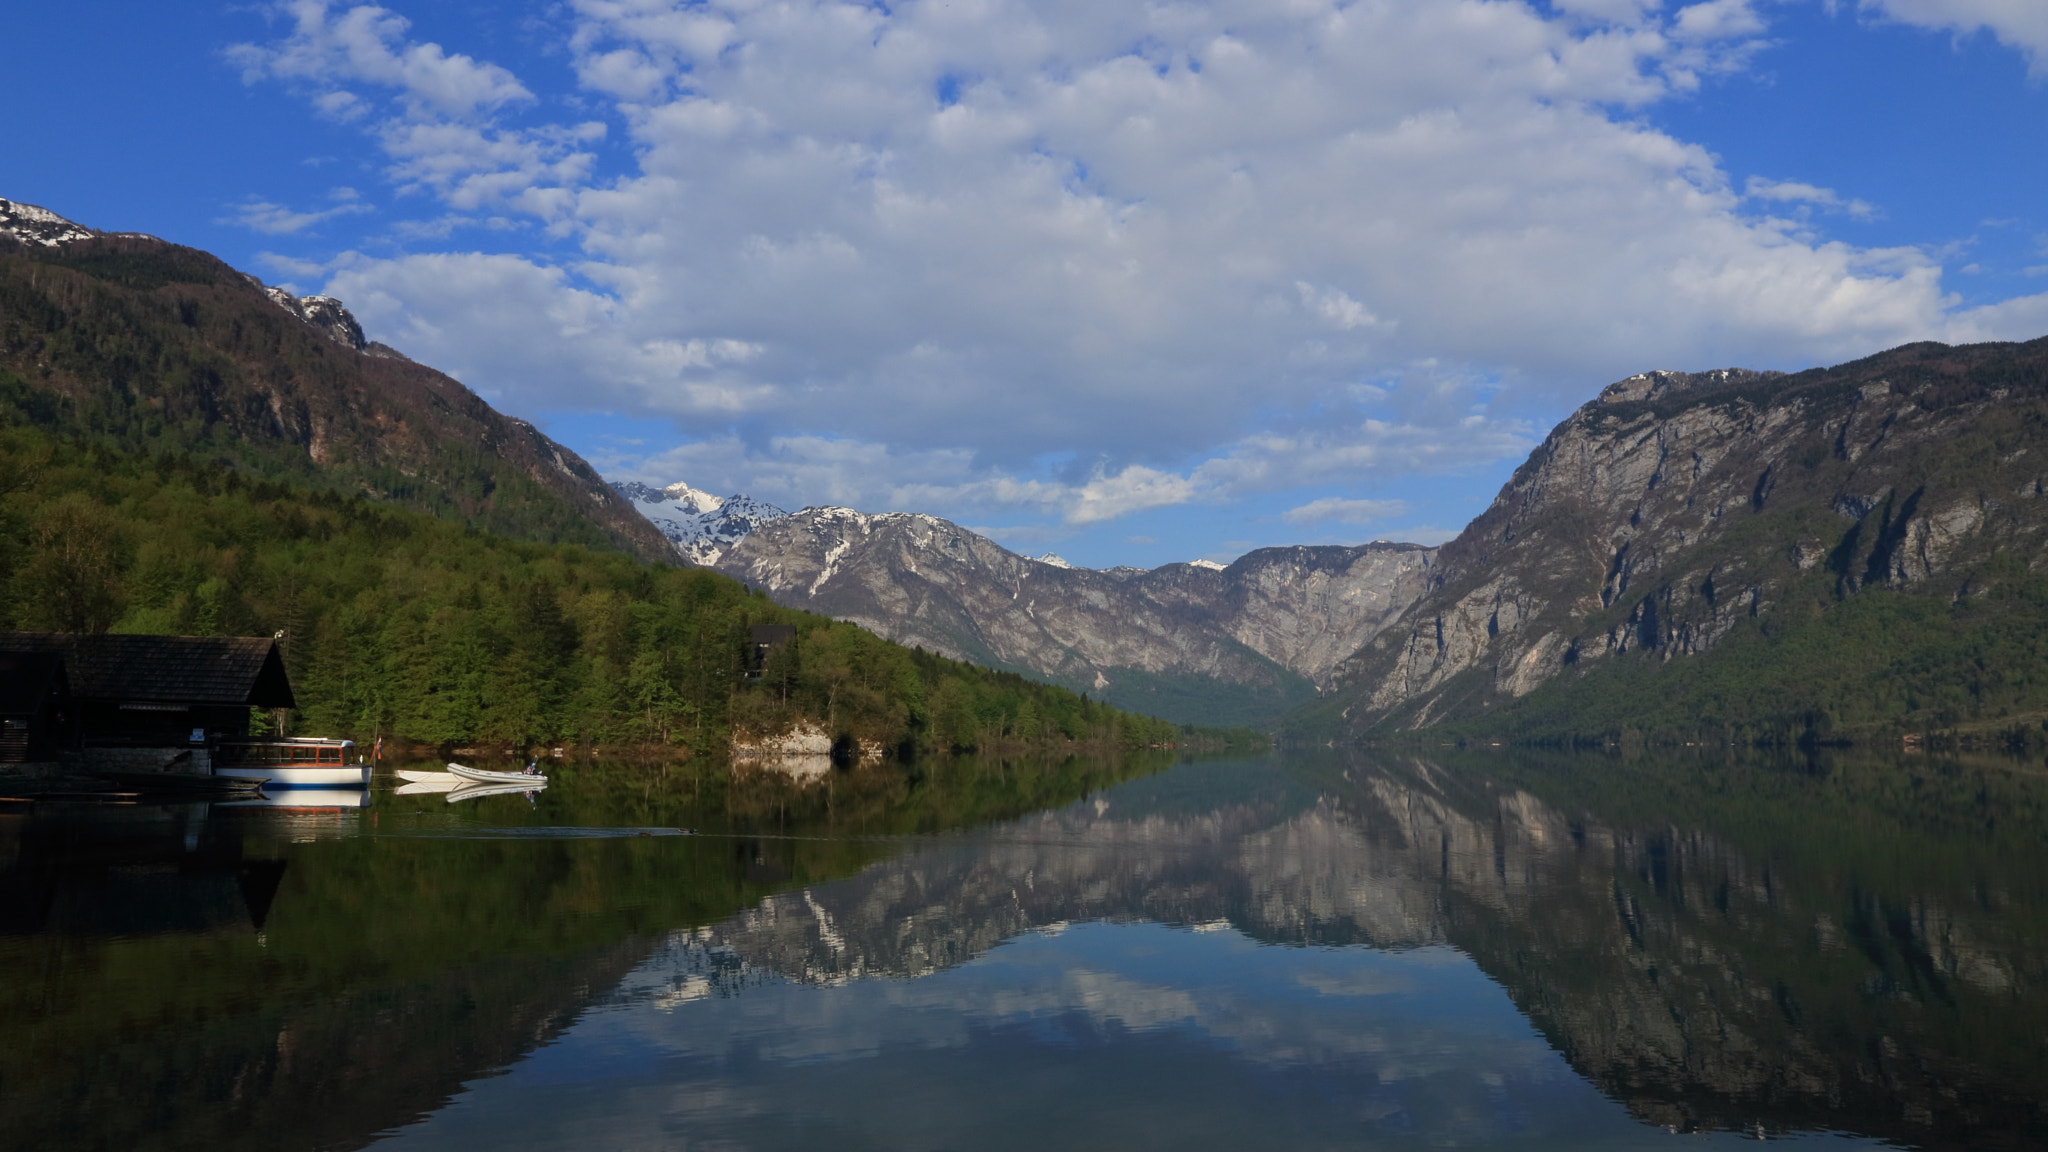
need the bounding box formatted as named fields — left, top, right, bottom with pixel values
left=0, top=196, right=674, bottom=562
left=1308, top=336, right=2048, bottom=741
left=695, top=502, right=1436, bottom=726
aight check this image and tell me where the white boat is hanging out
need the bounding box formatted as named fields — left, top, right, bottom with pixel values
left=396, top=769, right=461, bottom=784
left=214, top=738, right=368, bottom=787
left=446, top=779, right=547, bottom=803
left=447, top=761, right=549, bottom=785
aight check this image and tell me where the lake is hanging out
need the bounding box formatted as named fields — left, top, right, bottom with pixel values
left=5, top=747, right=2045, bottom=1150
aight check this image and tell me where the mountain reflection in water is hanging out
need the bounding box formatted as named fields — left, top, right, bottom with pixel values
left=6, top=749, right=2045, bottom=1150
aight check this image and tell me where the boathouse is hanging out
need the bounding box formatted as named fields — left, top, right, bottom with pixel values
left=0, top=652, right=74, bottom=764
left=0, top=633, right=295, bottom=768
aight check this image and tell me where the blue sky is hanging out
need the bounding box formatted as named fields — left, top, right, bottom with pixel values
left=6, top=0, right=2048, bottom=567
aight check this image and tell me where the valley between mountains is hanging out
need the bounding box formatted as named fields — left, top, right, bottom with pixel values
left=12, top=193, right=2048, bottom=745
left=621, top=337, right=2048, bottom=742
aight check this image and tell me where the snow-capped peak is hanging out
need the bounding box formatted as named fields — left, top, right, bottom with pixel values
left=0, top=198, right=96, bottom=247
left=660, top=481, right=724, bottom=515
left=612, top=479, right=788, bottom=564
left=1031, top=552, right=1074, bottom=569
left=1188, top=559, right=1227, bottom=571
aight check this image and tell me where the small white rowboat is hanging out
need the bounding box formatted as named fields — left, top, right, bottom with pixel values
left=396, top=769, right=462, bottom=784
left=447, top=762, right=549, bottom=785
left=446, top=779, right=547, bottom=803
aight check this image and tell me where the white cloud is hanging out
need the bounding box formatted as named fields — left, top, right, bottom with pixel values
left=228, top=0, right=532, bottom=118
left=223, top=188, right=373, bottom=235
left=1282, top=498, right=1409, bottom=527
left=1744, top=176, right=1878, bottom=220
left=595, top=400, right=1530, bottom=532
left=257, top=251, right=332, bottom=279
left=1859, top=0, right=2048, bottom=75
left=230, top=2, right=592, bottom=220
left=241, top=0, right=2048, bottom=532
left=1674, top=0, right=1767, bottom=41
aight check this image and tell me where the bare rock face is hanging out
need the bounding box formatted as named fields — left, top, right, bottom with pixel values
left=1327, top=339, right=2048, bottom=733
left=258, top=287, right=369, bottom=352
left=711, top=506, right=1434, bottom=724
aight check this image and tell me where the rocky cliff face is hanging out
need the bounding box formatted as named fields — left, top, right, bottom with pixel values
left=0, top=197, right=675, bottom=562
left=708, top=505, right=1435, bottom=725
left=1325, top=338, right=2048, bottom=733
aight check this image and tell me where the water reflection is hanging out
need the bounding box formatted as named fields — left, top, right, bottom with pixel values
left=4, top=749, right=2046, bottom=1149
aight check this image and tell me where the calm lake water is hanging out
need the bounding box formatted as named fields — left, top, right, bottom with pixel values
left=5, top=748, right=2046, bottom=1150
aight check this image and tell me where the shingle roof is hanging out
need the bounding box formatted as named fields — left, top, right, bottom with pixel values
left=0, top=634, right=296, bottom=709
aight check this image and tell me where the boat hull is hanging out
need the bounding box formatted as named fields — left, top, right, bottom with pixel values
left=447, top=762, right=548, bottom=785
left=216, top=765, right=371, bottom=788
left=447, top=780, right=546, bottom=803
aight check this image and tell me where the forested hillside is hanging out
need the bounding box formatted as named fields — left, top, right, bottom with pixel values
left=0, top=224, right=672, bottom=560
left=0, top=421, right=1180, bottom=755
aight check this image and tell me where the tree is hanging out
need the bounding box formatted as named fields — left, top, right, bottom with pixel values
left=15, top=492, right=126, bottom=633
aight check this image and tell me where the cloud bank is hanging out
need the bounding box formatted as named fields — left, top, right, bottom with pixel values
left=235, top=0, right=2048, bottom=532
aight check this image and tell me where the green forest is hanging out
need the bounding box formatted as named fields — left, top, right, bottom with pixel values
left=0, top=414, right=1185, bottom=756
left=1404, top=557, right=2048, bottom=750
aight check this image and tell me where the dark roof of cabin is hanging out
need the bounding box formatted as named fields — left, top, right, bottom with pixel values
left=0, top=634, right=295, bottom=709
left=0, top=652, right=68, bottom=713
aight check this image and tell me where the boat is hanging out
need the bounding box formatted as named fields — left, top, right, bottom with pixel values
left=446, top=779, right=547, bottom=804
left=396, top=768, right=461, bottom=784
left=446, top=761, right=548, bottom=785
left=213, top=738, right=369, bottom=787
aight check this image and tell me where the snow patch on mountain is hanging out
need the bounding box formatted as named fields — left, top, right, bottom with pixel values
left=1188, top=559, right=1228, bottom=571
left=1, top=196, right=379, bottom=355
left=1031, top=552, right=1075, bottom=569
left=0, top=198, right=97, bottom=247
left=613, top=479, right=788, bottom=564
left=250, top=280, right=370, bottom=352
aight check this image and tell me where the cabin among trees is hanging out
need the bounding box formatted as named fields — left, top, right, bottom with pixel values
left=0, top=634, right=295, bottom=769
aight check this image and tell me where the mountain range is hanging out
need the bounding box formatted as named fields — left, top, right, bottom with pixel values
left=612, top=479, right=1436, bottom=726
left=17, top=191, right=2048, bottom=742
left=621, top=333, right=2048, bottom=740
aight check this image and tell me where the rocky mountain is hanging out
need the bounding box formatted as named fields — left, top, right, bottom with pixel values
left=0, top=197, right=673, bottom=562
left=704, top=504, right=1436, bottom=726
left=1315, top=337, right=2048, bottom=739
left=611, top=479, right=790, bottom=564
